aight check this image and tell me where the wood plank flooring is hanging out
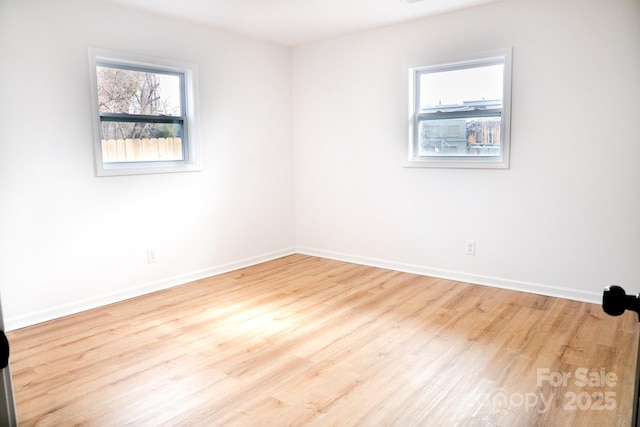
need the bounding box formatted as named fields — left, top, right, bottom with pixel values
left=6, top=254, right=639, bottom=426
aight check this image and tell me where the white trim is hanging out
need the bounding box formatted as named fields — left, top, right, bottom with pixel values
left=88, top=47, right=203, bottom=177
left=5, top=247, right=296, bottom=331
left=296, top=247, right=601, bottom=304
left=404, top=48, right=512, bottom=169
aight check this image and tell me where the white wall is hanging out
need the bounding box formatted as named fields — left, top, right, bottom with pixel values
left=0, top=0, right=296, bottom=329
left=292, top=0, right=640, bottom=302
left=0, top=0, right=637, bottom=330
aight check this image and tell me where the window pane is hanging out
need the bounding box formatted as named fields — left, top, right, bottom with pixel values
left=417, top=116, right=501, bottom=157
left=419, top=64, right=503, bottom=111
left=100, top=121, right=183, bottom=163
left=101, top=135, right=184, bottom=163
left=96, top=66, right=182, bottom=116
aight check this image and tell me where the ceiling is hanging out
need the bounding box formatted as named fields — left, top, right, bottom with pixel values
left=104, top=0, right=504, bottom=46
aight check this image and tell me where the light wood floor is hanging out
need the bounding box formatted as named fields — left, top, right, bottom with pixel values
left=6, top=254, right=639, bottom=426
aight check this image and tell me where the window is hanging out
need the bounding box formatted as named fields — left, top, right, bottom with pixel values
left=406, top=49, right=512, bottom=169
left=89, top=48, right=201, bottom=176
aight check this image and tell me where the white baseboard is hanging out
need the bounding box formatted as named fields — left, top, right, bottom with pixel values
left=7, top=246, right=602, bottom=330
left=5, top=247, right=297, bottom=331
left=297, top=247, right=602, bottom=305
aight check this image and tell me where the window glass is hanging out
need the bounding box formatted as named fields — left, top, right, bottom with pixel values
left=96, top=66, right=182, bottom=116
left=418, top=64, right=503, bottom=110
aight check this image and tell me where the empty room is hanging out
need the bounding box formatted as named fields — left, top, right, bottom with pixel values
left=0, top=0, right=639, bottom=425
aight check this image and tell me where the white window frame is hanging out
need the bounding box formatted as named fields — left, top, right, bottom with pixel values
left=405, top=49, right=512, bottom=169
left=88, top=48, right=202, bottom=177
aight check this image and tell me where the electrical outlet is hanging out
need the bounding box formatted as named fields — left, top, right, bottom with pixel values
left=465, top=240, right=476, bottom=256
left=147, top=249, right=157, bottom=264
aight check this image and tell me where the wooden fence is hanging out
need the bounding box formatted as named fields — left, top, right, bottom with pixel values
left=102, top=137, right=183, bottom=163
